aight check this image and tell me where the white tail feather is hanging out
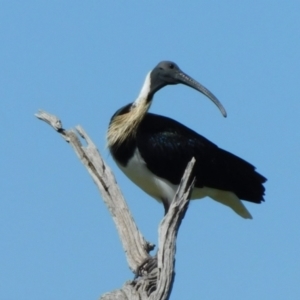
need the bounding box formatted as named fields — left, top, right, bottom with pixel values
left=207, top=189, right=253, bottom=219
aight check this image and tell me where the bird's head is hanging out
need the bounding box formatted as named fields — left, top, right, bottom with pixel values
left=148, top=61, right=227, bottom=117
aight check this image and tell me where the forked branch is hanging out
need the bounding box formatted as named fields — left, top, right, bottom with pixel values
left=36, top=110, right=195, bottom=300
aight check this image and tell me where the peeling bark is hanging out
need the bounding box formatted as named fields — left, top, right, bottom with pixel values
left=36, top=110, right=195, bottom=300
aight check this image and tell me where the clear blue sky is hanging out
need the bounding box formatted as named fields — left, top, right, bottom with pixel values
left=1, top=1, right=299, bottom=299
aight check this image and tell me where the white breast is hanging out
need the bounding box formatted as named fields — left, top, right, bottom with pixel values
left=116, top=149, right=178, bottom=206
left=115, top=149, right=252, bottom=219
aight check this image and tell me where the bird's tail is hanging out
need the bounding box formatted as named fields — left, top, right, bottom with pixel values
left=208, top=189, right=253, bottom=219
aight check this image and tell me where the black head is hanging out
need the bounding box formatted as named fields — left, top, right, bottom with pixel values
left=149, top=61, right=227, bottom=117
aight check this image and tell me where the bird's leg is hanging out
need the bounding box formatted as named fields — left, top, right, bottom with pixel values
left=162, top=198, right=170, bottom=216
left=133, top=198, right=171, bottom=294
left=136, top=197, right=169, bottom=276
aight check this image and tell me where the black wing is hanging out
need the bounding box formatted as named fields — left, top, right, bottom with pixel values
left=137, top=113, right=266, bottom=203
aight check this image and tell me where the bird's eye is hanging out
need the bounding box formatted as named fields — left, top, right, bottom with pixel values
left=169, top=63, right=174, bottom=69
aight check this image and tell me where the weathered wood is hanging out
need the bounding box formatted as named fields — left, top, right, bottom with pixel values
left=152, top=159, right=195, bottom=300
left=36, top=110, right=195, bottom=300
left=35, top=110, right=150, bottom=271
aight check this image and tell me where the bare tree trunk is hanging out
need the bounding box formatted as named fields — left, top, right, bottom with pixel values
left=36, top=110, right=195, bottom=300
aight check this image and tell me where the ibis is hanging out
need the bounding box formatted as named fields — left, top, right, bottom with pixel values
left=107, top=61, right=266, bottom=219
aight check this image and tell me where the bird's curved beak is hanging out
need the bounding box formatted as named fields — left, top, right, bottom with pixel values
left=175, top=72, right=227, bottom=117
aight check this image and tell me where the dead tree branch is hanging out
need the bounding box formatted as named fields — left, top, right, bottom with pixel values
left=36, top=110, right=195, bottom=300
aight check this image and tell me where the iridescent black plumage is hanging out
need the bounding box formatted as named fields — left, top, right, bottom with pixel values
left=110, top=111, right=266, bottom=204
left=108, top=61, right=267, bottom=218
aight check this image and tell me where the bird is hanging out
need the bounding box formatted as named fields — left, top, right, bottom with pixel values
left=107, top=61, right=266, bottom=219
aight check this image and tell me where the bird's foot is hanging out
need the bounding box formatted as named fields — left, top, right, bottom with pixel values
left=133, top=255, right=158, bottom=295
left=137, top=254, right=157, bottom=277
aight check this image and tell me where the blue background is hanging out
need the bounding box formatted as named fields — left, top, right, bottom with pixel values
left=1, top=1, right=299, bottom=299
